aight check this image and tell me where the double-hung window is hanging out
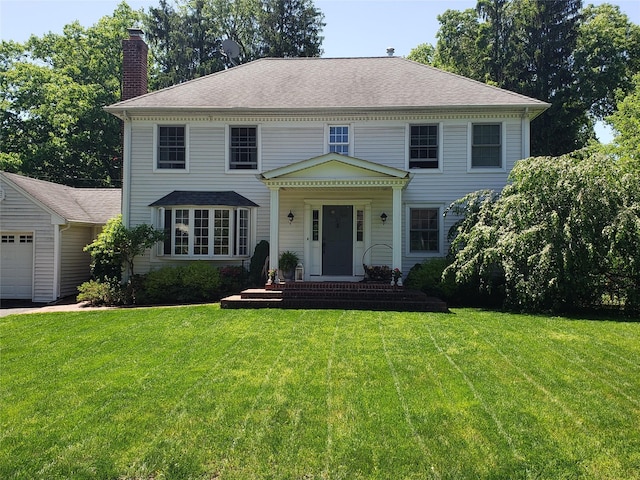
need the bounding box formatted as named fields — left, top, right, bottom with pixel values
left=157, top=125, right=187, bottom=170
left=471, top=123, right=502, bottom=168
left=328, top=126, right=349, bottom=155
left=408, top=207, right=440, bottom=254
left=409, top=124, right=439, bottom=169
left=229, top=126, right=258, bottom=170
left=160, top=207, right=251, bottom=258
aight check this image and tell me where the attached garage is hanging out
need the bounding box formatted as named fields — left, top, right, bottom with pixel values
left=0, top=172, right=120, bottom=304
left=0, top=232, right=34, bottom=299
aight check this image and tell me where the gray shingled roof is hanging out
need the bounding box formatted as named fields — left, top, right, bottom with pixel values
left=149, top=191, right=259, bottom=207
left=105, top=57, right=549, bottom=114
left=1, top=172, right=121, bottom=224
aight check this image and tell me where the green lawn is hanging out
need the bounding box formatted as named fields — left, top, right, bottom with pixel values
left=1, top=306, right=639, bottom=479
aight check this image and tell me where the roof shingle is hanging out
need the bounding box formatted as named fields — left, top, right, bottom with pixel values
left=106, top=57, right=549, bottom=113
left=1, top=172, right=121, bottom=224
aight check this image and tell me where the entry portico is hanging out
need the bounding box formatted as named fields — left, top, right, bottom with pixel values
left=259, top=153, right=412, bottom=281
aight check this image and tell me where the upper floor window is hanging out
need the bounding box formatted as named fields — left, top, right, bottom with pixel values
left=471, top=123, right=502, bottom=168
left=329, top=125, right=349, bottom=155
left=229, top=126, right=258, bottom=170
left=409, top=124, right=439, bottom=169
left=157, top=125, right=186, bottom=170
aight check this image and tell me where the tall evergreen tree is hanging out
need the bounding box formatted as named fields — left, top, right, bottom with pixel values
left=258, top=0, right=324, bottom=57
left=433, top=0, right=588, bottom=156
left=520, top=0, right=584, bottom=155
left=143, top=0, right=324, bottom=89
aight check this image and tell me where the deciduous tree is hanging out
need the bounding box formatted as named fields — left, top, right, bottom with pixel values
left=0, top=2, right=140, bottom=186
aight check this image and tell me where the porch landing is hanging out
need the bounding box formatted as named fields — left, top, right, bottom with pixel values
left=220, top=282, right=448, bottom=312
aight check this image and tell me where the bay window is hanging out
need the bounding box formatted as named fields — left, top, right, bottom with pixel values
left=159, top=207, right=251, bottom=258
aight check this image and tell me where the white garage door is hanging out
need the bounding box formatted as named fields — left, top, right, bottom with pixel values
left=0, top=233, right=34, bottom=299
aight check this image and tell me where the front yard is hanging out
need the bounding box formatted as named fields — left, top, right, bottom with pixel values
left=1, top=306, right=639, bottom=479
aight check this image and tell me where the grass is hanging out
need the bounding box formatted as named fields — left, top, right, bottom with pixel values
left=1, top=306, right=639, bottom=479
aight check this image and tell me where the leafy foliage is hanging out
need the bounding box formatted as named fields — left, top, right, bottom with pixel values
left=407, top=43, right=435, bottom=65
left=446, top=151, right=640, bottom=313
left=84, top=215, right=166, bottom=282
left=77, top=279, right=132, bottom=306
left=0, top=3, right=141, bottom=186
left=248, top=239, right=269, bottom=286
left=607, top=73, right=640, bottom=169
left=135, top=262, right=223, bottom=304
left=424, top=1, right=640, bottom=156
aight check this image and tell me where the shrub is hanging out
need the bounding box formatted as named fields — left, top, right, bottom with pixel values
left=77, top=279, right=130, bottom=306
left=405, top=258, right=455, bottom=299
left=136, top=262, right=222, bottom=305
left=219, top=265, right=247, bottom=294
left=248, top=240, right=269, bottom=286
left=84, top=215, right=165, bottom=281
left=445, top=151, right=640, bottom=313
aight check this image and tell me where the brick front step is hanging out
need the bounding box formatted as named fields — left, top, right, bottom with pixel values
left=220, top=282, right=448, bottom=312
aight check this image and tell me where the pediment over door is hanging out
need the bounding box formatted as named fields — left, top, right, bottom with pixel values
left=258, top=153, right=412, bottom=189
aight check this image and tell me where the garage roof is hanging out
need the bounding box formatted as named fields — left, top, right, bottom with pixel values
left=0, top=172, right=121, bottom=224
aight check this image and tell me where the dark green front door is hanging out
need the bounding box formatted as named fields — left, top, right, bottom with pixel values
left=322, top=205, right=353, bottom=275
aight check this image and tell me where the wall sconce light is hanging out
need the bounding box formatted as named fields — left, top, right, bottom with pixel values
left=380, top=212, right=388, bottom=224
left=287, top=210, right=295, bottom=224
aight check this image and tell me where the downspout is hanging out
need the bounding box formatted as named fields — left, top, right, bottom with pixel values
left=53, top=222, right=72, bottom=300
left=521, top=107, right=530, bottom=159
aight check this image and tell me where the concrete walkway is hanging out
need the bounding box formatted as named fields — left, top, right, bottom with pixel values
left=0, top=298, right=110, bottom=317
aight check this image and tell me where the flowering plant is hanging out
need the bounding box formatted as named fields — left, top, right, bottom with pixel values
left=392, top=268, right=402, bottom=280
left=268, top=268, right=277, bottom=280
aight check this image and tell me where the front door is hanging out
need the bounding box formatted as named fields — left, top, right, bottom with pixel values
left=322, top=205, right=353, bottom=275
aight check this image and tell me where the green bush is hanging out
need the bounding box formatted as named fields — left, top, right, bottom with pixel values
left=405, top=258, right=505, bottom=307
left=219, top=265, right=247, bottom=294
left=77, top=279, right=130, bottom=306
left=445, top=151, right=640, bottom=313
left=248, top=240, right=269, bottom=286
left=136, top=262, right=223, bottom=305
left=405, top=258, right=456, bottom=300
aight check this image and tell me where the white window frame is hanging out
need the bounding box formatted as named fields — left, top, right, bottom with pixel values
left=406, top=122, right=443, bottom=173
left=156, top=206, right=252, bottom=259
left=467, top=122, right=506, bottom=172
left=225, top=124, right=261, bottom=173
left=405, top=204, right=444, bottom=258
left=325, top=124, right=352, bottom=156
left=153, top=124, right=190, bottom=173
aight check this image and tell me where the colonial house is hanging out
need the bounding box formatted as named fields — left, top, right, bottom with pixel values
left=105, top=30, right=548, bottom=283
left=0, top=172, right=121, bottom=303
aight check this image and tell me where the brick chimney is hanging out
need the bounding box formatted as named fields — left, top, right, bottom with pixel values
left=122, top=28, right=148, bottom=100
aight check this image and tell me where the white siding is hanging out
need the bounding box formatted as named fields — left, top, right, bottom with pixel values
left=126, top=113, right=528, bottom=275
left=0, top=180, right=56, bottom=302
left=262, top=124, right=324, bottom=169
left=60, top=226, right=93, bottom=297
left=353, top=125, right=405, bottom=169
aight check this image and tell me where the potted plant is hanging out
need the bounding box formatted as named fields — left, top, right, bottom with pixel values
left=278, top=250, right=299, bottom=281
left=392, top=267, right=403, bottom=286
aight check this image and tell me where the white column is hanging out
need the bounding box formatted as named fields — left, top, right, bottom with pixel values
left=392, top=186, right=402, bottom=270
left=269, top=187, right=280, bottom=271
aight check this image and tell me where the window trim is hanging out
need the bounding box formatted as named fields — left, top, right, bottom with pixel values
left=467, top=122, right=506, bottom=172
left=225, top=124, right=261, bottom=173
left=405, top=204, right=444, bottom=257
left=156, top=206, right=253, bottom=259
left=153, top=124, right=190, bottom=173
left=406, top=122, right=443, bottom=173
left=325, top=124, right=352, bottom=156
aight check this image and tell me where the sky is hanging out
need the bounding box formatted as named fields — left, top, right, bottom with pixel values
left=1, top=0, right=639, bottom=140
